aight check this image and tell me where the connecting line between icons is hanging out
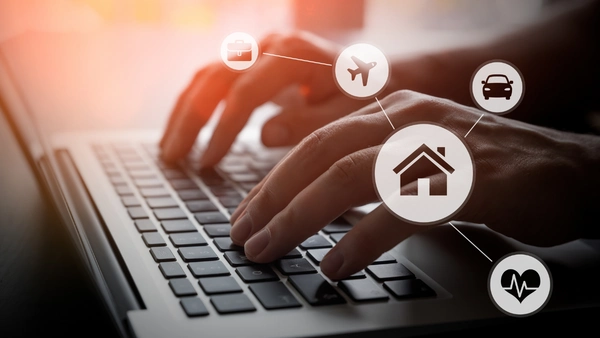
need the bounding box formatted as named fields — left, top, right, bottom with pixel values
left=464, top=113, right=484, bottom=138
left=375, top=97, right=395, bottom=130
left=449, top=222, right=493, bottom=263
left=262, top=53, right=333, bottom=67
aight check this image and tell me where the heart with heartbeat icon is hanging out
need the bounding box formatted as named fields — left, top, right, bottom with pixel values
left=501, top=269, right=541, bottom=303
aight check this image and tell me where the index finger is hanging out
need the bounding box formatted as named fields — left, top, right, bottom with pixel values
left=160, top=62, right=239, bottom=162
left=198, top=34, right=338, bottom=167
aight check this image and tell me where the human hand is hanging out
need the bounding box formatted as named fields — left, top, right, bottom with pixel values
left=159, top=31, right=366, bottom=167
left=229, top=90, right=599, bottom=280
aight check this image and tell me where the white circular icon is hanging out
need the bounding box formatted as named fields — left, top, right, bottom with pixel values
left=374, top=123, right=474, bottom=225
left=470, top=60, right=524, bottom=114
left=488, top=252, right=552, bottom=317
left=333, top=43, right=390, bottom=100
left=220, top=32, right=259, bottom=71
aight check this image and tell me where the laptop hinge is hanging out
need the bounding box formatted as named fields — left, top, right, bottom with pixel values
left=42, top=149, right=143, bottom=338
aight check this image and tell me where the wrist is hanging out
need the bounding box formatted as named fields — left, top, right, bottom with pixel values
left=387, top=48, right=480, bottom=106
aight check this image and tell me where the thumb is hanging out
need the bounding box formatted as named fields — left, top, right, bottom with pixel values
left=261, top=111, right=319, bottom=147
left=261, top=95, right=367, bottom=147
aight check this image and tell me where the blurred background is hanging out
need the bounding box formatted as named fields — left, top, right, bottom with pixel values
left=0, top=0, right=548, bottom=45
left=0, top=0, right=551, bottom=133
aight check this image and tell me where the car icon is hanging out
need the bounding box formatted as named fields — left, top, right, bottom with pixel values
left=482, top=74, right=513, bottom=100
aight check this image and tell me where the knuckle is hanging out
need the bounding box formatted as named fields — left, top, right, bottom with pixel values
left=384, top=89, right=421, bottom=103
left=255, top=182, right=278, bottom=210
left=282, top=201, right=301, bottom=226
left=385, top=89, right=452, bottom=121
left=266, top=32, right=312, bottom=56
left=279, top=32, right=307, bottom=53
left=329, top=154, right=359, bottom=185
left=293, top=128, right=329, bottom=159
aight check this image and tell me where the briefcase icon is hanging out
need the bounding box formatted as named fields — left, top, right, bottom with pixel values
left=227, top=40, right=252, bottom=62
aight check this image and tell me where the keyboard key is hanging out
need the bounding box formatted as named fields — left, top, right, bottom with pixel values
left=282, top=248, right=303, bottom=259
left=121, top=195, right=141, bottom=207
left=169, top=278, right=197, bottom=297
left=128, top=169, right=156, bottom=179
left=146, top=197, right=178, bottom=209
left=218, top=196, right=243, bottom=208
left=198, top=168, right=226, bottom=185
left=105, top=167, right=121, bottom=177
left=236, top=266, right=278, bottom=283
left=306, top=249, right=330, bottom=265
left=115, top=185, right=134, bottom=196
left=133, top=178, right=163, bottom=188
left=366, top=263, right=414, bottom=282
left=122, top=160, right=146, bottom=169
left=195, top=212, right=228, bottom=224
left=161, top=219, right=196, bottom=233
left=110, top=176, right=127, bottom=185
left=322, top=218, right=353, bottom=233
left=180, top=297, right=209, bottom=317
left=177, top=189, right=208, bottom=201
left=127, top=207, right=148, bottom=219
left=203, top=224, right=231, bottom=237
left=211, top=294, right=255, bottom=314
left=229, top=173, right=261, bottom=183
left=198, top=276, right=242, bottom=294
left=341, top=270, right=366, bottom=280
left=219, top=163, right=248, bottom=173
left=169, top=179, right=197, bottom=190
left=161, top=168, right=187, bottom=180
left=248, top=161, right=273, bottom=171
left=142, top=232, right=166, bottom=247
left=159, top=262, right=186, bottom=279
left=372, top=252, right=397, bottom=265
left=140, top=187, right=169, bottom=197
left=154, top=207, right=187, bottom=220
left=150, top=247, right=176, bottom=262
left=213, top=237, right=242, bottom=252
left=329, top=233, right=346, bottom=243
left=288, top=274, right=346, bottom=306
left=170, top=232, right=207, bottom=247
left=223, top=251, right=252, bottom=267
left=178, top=246, right=218, bottom=262
left=383, top=279, right=436, bottom=299
left=277, top=258, right=317, bottom=275
left=299, top=235, right=332, bottom=250
left=239, top=183, right=257, bottom=191
left=134, top=219, right=156, bottom=232
left=209, top=186, right=240, bottom=197
left=186, top=200, right=218, bottom=212
left=188, top=261, right=230, bottom=278
left=249, top=282, right=302, bottom=310
left=338, top=279, right=389, bottom=302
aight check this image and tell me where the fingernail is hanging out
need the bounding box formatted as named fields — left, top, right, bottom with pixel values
left=263, top=123, right=289, bottom=146
left=320, top=248, right=344, bottom=277
left=244, top=228, right=270, bottom=259
left=230, top=212, right=252, bottom=244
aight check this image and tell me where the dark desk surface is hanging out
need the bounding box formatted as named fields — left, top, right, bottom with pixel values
left=0, top=111, right=118, bottom=337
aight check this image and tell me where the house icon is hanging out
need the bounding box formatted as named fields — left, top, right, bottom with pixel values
left=392, top=144, right=455, bottom=196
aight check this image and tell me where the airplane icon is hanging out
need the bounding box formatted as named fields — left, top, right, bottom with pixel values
left=347, top=55, right=377, bottom=86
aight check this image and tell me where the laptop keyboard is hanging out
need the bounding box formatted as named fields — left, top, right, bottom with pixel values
left=92, top=143, right=436, bottom=317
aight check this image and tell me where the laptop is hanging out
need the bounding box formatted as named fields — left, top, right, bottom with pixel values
left=2, top=30, right=600, bottom=338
